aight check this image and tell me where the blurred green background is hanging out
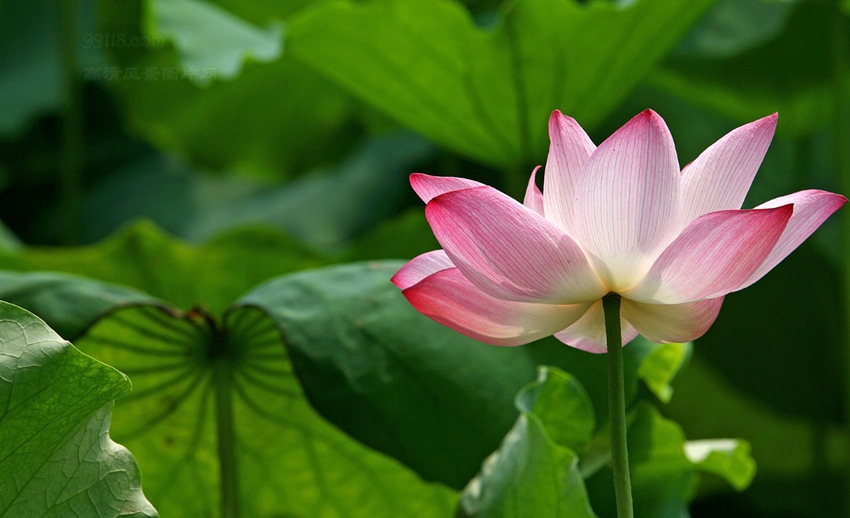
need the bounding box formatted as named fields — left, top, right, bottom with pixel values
left=1, top=0, right=849, bottom=516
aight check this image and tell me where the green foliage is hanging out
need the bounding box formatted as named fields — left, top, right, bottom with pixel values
left=74, top=303, right=456, bottom=517
left=0, top=249, right=462, bottom=517
left=637, top=342, right=690, bottom=404
left=457, top=416, right=595, bottom=517
left=673, top=0, right=792, bottom=58
left=459, top=367, right=755, bottom=518
left=241, top=261, right=539, bottom=489
left=147, top=0, right=283, bottom=84
left=241, top=261, right=696, bottom=490
left=652, top=1, right=848, bottom=138
left=77, top=133, right=433, bottom=248
left=516, top=367, right=596, bottom=453
left=344, top=209, right=440, bottom=262
left=664, top=355, right=843, bottom=511
left=0, top=0, right=847, bottom=516
left=97, top=0, right=359, bottom=179
left=0, top=271, right=157, bottom=338
left=0, top=301, right=157, bottom=517
left=0, top=231, right=755, bottom=517
left=684, top=439, right=755, bottom=492
left=526, top=334, right=689, bottom=428
left=629, top=404, right=753, bottom=516
left=581, top=403, right=755, bottom=518
left=0, top=221, right=325, bottom=314
left=288, top=0, right=716, bottom=175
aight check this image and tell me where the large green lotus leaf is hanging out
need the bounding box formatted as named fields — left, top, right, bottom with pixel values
left=585, top=402, right=755, bottom=518
left=238, top=261, right=540, bottom=489
left=0, top=301, right=157, bottom=517
left=457, top=366, right=596, bottom=517
left=97, top=0, right=359, bottom=179
left=237, top=261, right=684, bottom=489
left=0, top=221, right=324, bottom=313
left=286, top=0, right=716, bottom=173
left=73, top=302, right=456, bottom=517
left=80, top=133, right=433, bottom=249
left=0, top=271, right=158, bottom=339
left=651, top=2, right=847, bottom=138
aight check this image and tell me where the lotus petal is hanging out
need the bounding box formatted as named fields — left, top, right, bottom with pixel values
left=625, top=206, right=792, bottom=304
left=554, top=300, right=639, bottom=354
left=741, top=190, right=848, bottom=288
left=680, top=114, right=777, bottom=227
left=524, top=166, right=544, bottom=215
left=574, top=110, right=681, bottom=290
left=543, top=110, right=596, bottom=234
left=403, top=268, right=592, bottom=346
left=426, top=185, right=606, bottom=304
left=410, top=173, right=483, bottom=203
left=391, top=250, right=454, bottom=290
left=621, top=297, right=724, bottom=344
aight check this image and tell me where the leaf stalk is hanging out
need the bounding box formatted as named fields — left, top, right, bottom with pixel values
left=212, top=323, right=240, bottom=518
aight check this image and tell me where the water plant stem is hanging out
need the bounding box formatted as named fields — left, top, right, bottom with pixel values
left=211, top=324, right=240, bottom=518
left=603, top=294, right=634, bottom=518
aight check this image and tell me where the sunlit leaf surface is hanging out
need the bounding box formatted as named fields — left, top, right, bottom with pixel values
left=0, top=302, right=157, bottom=517
left=288, top=0, right=716, bottom=172
left=74, top=302, right=456, bottom=517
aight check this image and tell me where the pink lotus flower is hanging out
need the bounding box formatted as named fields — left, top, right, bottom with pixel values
left=392, top=110, right=846, bottom=353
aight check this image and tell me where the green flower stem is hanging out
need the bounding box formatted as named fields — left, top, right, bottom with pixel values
left=603, top=294, right=634, bottom=518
